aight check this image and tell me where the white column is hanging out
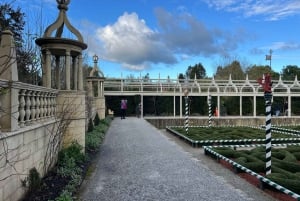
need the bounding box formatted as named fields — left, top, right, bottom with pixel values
left=240, top=96, right=242, bottom=116
left=141, top=94, right=144, bottom=118
left=254, top=95, right=257, bottom=117
left=288, top=95, right=291, bottom=117
left=217, top=95, right=220, bottom=118
left=173, top=95, right=176, bottom=117
left=180, top=95, right=182, bottom=118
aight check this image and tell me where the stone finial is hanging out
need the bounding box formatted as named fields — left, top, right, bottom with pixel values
left=57, top=0, right=70, bottom=10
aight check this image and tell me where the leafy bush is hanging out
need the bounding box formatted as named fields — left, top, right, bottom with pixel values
left=86, top=116, right=112, bottom=152
left=54, top=190, right=73, bottom=201
left=58, top=142, right=85, bottom=167
left=28, top=167, right=41, bottom=193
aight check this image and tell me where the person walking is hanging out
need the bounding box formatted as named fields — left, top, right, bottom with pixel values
left=121, top=98, right=127, bottom=119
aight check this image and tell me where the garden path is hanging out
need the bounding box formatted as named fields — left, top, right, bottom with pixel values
left=79, top=117, right=277, bottom=201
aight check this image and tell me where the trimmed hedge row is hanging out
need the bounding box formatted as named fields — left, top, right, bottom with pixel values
left=171, top=126, right=299, bottom=141
left=212, top=146, right=300, bottom=194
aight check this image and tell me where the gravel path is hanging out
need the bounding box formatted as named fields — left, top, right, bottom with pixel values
left=79, top=117, right=278, bottom=201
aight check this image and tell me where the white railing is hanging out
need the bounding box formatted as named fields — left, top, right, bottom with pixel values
left=103, top=77, right=299, bottom=96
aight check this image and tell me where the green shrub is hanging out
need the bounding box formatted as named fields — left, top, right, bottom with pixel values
left=272, top=158, right=300, bottom=173
left=57, top=157, right=81, bottom=178
left=292, top=152, right=300, bottom=160
left=58, top=142, right=85, bottom=167
left=55, top=190, right=73, bottom=201
left=28, top=167, right=41, bottom=193
left=267, top=175, right=300, bottom=194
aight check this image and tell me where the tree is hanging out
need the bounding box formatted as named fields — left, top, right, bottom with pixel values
left=245, top=65, right=279, bottom=80
left=0, top=3, right=24, bottom=44
left=178, top=73, right=185, bottom=83
left=0, top=2, right=41, bottom=84
left=281, top=65, right=300, bottom=81
left=214, top=60, right=244, bottom=80
left=186, top=63, right=206, bottom=79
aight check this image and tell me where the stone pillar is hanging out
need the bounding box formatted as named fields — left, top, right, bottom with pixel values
left=78, top=54, right=83, bottom=90
left=0, top=30, right=18, bottom=81
left=57, top=91, right=86, bottom=149
left=73, top=56, right=78, bottom=90
left=0, top=30, right=19, bottom=131
left=65, top=50, right=71, bottom=90
left=45, top=49, right=51, bottom=88
left=88, top=81, right=93, bottom=97
left=95, top=97, right=106, bottom=119
left=55, top=56, right=61, bottom=89
left=97, top=81, right=100, bottom=97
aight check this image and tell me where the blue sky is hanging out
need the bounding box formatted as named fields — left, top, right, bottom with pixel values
left=10, top=0, right=300, bottom=79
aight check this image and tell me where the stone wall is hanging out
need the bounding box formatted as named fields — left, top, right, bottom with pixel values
left=0, top=120, right=58, bottom=201
left=57, top=91, right=86, bottom=148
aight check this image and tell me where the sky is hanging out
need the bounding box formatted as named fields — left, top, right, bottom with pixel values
left=9, top=0, right=300, bottom=79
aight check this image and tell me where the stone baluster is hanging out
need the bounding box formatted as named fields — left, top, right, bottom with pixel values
left=51, top=93, right=56, bottom=117
left=53, top=93, right=57, bottom=117
left=44, top=92, right=48, bottom=119
left=42, top=92, right=47, bottom=119
left=36, top=91, right=41, bottom=121
left=25, top=90, right=32, bottom=125
left=44, top=92, right=49, bottom=118
left=30, top=91, right=36, bottom=123
left=47, top=92, right=52, bottom=118
left=18, top=89, right=26, bottom=127
left=40, top=92, right=44, bottom=120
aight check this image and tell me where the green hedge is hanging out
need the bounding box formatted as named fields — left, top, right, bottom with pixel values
left=213, top=146, right=300, bottom=194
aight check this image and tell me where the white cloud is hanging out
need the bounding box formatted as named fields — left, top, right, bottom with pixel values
left=203, top=0, right=300, bottom=20
left=93, top=12, right=176, bottom=71
left=88, top=9, right=246, bottom=71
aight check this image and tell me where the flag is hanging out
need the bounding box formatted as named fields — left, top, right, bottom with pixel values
left=265, top=55, right=271, bottom=60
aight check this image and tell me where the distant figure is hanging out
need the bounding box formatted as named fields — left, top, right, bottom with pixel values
left=136, top=103, right=141, bottom=118
left=284, top=101, right=288, bottom=116
left=121, top=99, right=127, bottom=119
left=214, top=107, right=218, bottom=117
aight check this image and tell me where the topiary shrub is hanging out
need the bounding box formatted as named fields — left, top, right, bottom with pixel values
left=267, top=175, right=300, bottom=194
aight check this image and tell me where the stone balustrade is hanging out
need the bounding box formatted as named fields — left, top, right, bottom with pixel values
left=0, top=80, right=58, bottom=132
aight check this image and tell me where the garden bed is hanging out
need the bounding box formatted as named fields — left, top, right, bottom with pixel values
left=166, top=126, right=300, bottom=147
left=204, top=144, right=300, bottom=201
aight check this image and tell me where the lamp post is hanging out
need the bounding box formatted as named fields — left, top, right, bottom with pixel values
left=184, top=89, right=189, bottom=134
left=265, top=49, right=272, bottom=69
left=93, top=54, right=99, bottom=63
left=207, top=95, right=212, bottom=128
